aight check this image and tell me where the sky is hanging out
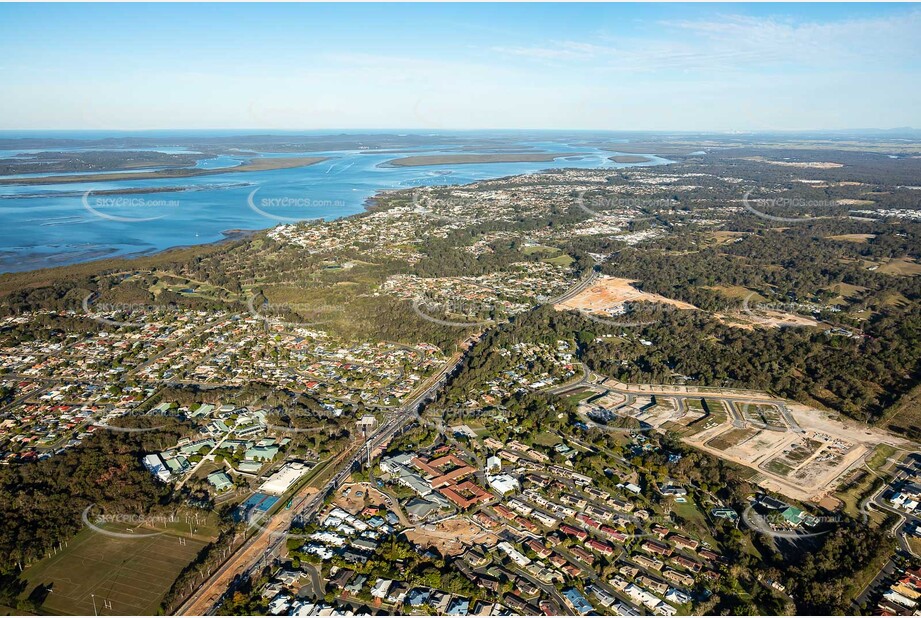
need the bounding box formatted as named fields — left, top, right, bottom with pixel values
left=1, top=2, right=919, bottom=132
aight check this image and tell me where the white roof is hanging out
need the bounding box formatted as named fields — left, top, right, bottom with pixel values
left=370, top=578, right=392, bottom=597
left=488, top=474, right=520, bottom=494
left=259, top=462, right=309, bottom=495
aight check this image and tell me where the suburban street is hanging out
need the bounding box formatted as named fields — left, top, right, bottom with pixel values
left=174, top=344, right=470, bottom=615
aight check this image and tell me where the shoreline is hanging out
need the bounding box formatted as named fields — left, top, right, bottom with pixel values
left=0, top=228, right=259, bottom=286
left=0, top=154, right=670, bottom=280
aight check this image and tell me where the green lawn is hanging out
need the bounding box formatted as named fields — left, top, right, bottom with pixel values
left=532, top=431, right=562, bottom=447
left=765, top=459, right=793, bottom=476
left=542, top=254, right=575, bottom=267
left=564, top=389, right=594, bottom=404
left=682, top=400, right=727, bottom=436
left=837, top=444, right=900, bottom=517
left=19, top=521, right=208, bottom=616
left=669, top=498, right=716, bottom=545
left=866, top=444, right=898, bottom=471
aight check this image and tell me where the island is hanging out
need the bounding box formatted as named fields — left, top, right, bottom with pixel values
left=0, top=156, right=328, bottom=186
left=609, top=154, right=653, bottom=163
left=384, top=152, right=588, bottom=167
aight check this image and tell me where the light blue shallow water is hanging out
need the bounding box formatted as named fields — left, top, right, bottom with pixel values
left=0, top=137, right=669, bottom=273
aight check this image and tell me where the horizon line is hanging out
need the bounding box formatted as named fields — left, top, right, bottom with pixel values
left=0, top=127, right=917, bottom=135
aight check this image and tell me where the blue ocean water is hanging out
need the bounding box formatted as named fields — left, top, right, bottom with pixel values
left=0, top=134, right=669, bottom=273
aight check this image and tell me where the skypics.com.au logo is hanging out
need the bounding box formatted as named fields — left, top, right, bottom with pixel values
left=247, top=188, right=345, bottom=223
left=742, top=505, right=842, bottom=540
left=575, top=190, right=677, bottom=221
left=412, top=293, right=501, bottom=328
left=577, top=300, right=680, bottom=329
left=246, top=296, right=335, bottom=330
left=82, top=191, right=180, bottom=223
left=82, top=504, right=176, bottom=539
left=82, top=293, right=168, bottom=328
left=741, top=189, right=848, bottom=224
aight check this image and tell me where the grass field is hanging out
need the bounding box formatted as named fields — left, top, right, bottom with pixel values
left=836, top=444, right=899, bottom=517
left=532, top=431, right=562, bottom=447
left=682, top=398, right=728, bottom=436
left=824, top=281, right=868, bottom=304
left=542, top=253, right=575, bottom=267
left=563, top=388, right=593, bottom=405
left=837, top=471, right=880, bottom=520
left=519, top=244, right=576, bottom=266
left=867, top=444, right=899, bottom=470
left=704, top=232, right=749, bottom=247
left=19, top=523, right=207, bottom=616
left=669, top=498, right=717, bottom=546
left=764, top=459, right=794, bottom=476
left=704, top=284, right=758, bottom=299
left=826, top=233, right=876, bottom=243
left=741, top=403, right=785, bottom=428
left=706, top=427, right=758, bottom=451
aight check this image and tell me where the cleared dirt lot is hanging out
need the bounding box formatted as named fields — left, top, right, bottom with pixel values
left=743, top=157, right=843, bottom=169
left=556, top=276, right=697, bottom=314
left=827, top=233, right=877, bottom=243
left=334, top=482, right=391, bottom=515
left=404, top=517, right=498, bottom=556
left=717, top=306, right=820, bottom=329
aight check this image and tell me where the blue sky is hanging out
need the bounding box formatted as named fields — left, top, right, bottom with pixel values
left=1, top=3, right=918, bottom=131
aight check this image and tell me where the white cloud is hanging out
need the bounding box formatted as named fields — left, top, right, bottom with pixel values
left=492, top=10, right=921, bottom=74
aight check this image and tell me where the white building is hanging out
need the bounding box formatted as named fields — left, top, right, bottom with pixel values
left=488, top=474, right=520, bottom=495
left=370, top=578, right=393, bottom=599
left=259, top=461, right=310, bottom=495
left=143, top=454, right=171, bottom=482
left=497, top=541, right=531, bottom=567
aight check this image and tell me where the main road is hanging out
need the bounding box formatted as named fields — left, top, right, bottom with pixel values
left=174, top=344, right=470, bottom=615
left=174, top=266, right=597, bottom=615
